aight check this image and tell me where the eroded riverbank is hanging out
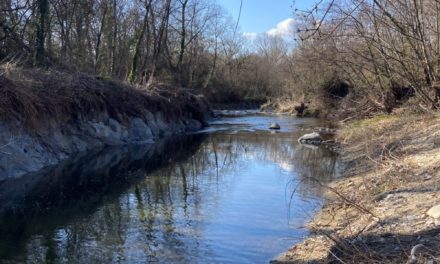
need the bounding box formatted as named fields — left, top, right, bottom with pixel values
left=0, top=68, right=208, bottom=179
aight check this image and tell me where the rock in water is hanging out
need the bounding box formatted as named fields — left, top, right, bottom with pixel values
left=269, top=123, right=281, bottom=130
left=298, top=132, right=322, bottom=144
left=427, top=205, right=440, bottom=219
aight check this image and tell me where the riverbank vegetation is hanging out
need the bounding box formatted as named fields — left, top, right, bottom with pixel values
left=3, top=0, right=440, bottom=114
left=0, top=62, right=208, bottom=131
left=253, top=0, right=440, bottom=118
left=277, top=0, right=440, bottom=116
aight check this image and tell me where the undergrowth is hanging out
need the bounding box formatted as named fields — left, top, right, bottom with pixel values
left=0, top=63, right=208, bottom=131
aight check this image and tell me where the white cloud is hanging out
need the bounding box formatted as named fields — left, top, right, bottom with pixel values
left=267, top=18, right=295, bottom=37
left=243, top=32, right=258, bottom=40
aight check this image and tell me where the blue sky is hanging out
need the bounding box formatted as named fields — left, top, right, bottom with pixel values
left=217, top=0, right=316, bottom=36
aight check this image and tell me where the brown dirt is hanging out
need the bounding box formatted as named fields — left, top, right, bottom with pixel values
left=274, top=112, right=440, bottom=263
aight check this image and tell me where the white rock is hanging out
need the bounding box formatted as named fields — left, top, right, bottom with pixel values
left=427, top=205, right=440, bottom=219
left=298, top=132, right=322, bottom=145
left=269, top=123, right=281, bottom=130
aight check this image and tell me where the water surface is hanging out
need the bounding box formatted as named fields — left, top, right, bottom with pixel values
left=0, top=111, right=339, bottom=263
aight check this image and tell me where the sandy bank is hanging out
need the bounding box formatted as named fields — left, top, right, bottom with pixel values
left=274, top=112, right=440, bottom=263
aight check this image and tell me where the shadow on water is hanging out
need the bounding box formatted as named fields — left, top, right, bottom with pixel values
left=0, top=114, right=339, bottom=264
left=0, top=135, right=206, bottom=259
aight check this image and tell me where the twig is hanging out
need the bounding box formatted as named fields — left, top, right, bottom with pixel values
left=407, top=244, right=425, bottom=264
left=327, top=248, right=347, bottom=264
left=311, top=177, right=380, bottom=219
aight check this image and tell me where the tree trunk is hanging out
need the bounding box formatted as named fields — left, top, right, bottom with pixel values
left=129, top=0, right=151, bottom=83
left=35, top=0, right=49, bottom=67
left=111, top=0, right=117, bottom=76
left=178, top=0, right=189, bottom=84
left=147, top=0, right=171, bottom=87
left=95, top=6, right=107, bottom=73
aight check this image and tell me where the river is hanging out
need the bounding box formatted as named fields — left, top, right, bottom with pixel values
left=0, top=111, right=339, bottom=264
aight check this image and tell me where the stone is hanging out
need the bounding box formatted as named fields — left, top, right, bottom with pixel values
left=427, top=205, right=440, bottom=219
left=0, top=112, right=206, bottom=179
left=269, top=123, right=281, bottom=130
left=129, top=118, right=153, bottom=142
left=298, top=132, right=322, bottom=144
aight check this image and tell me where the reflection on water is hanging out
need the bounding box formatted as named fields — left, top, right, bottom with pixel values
left=0, top=113, right=339, bottom=264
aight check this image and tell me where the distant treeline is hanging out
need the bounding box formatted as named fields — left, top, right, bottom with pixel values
left=5, top=0, right=435, bottom=113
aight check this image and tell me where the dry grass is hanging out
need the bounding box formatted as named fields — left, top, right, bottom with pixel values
left=276, top=111, right=440, bottom=263
left=0, top=64, right=208, bottom=131
left=260, top=98, right=296, bottom=113
left=260, top=97, right=320, bottom=117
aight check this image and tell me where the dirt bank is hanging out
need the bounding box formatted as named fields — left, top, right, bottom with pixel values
left=0, top=65, right=209, bottom=179
left=274, top=112, right=440, bottom=263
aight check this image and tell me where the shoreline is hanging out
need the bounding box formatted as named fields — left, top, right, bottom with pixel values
left=0, top=68, right=209, bottom=179
left=273, top=112, right=440, bottom=263
left=0, top=112, right=206, bottom=180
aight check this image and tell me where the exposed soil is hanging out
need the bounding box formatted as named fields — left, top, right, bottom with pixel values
left=274, top=112, right=440, bottom=263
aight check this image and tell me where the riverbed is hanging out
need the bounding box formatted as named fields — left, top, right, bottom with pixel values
left=0, top=111, right=339, bottom=263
